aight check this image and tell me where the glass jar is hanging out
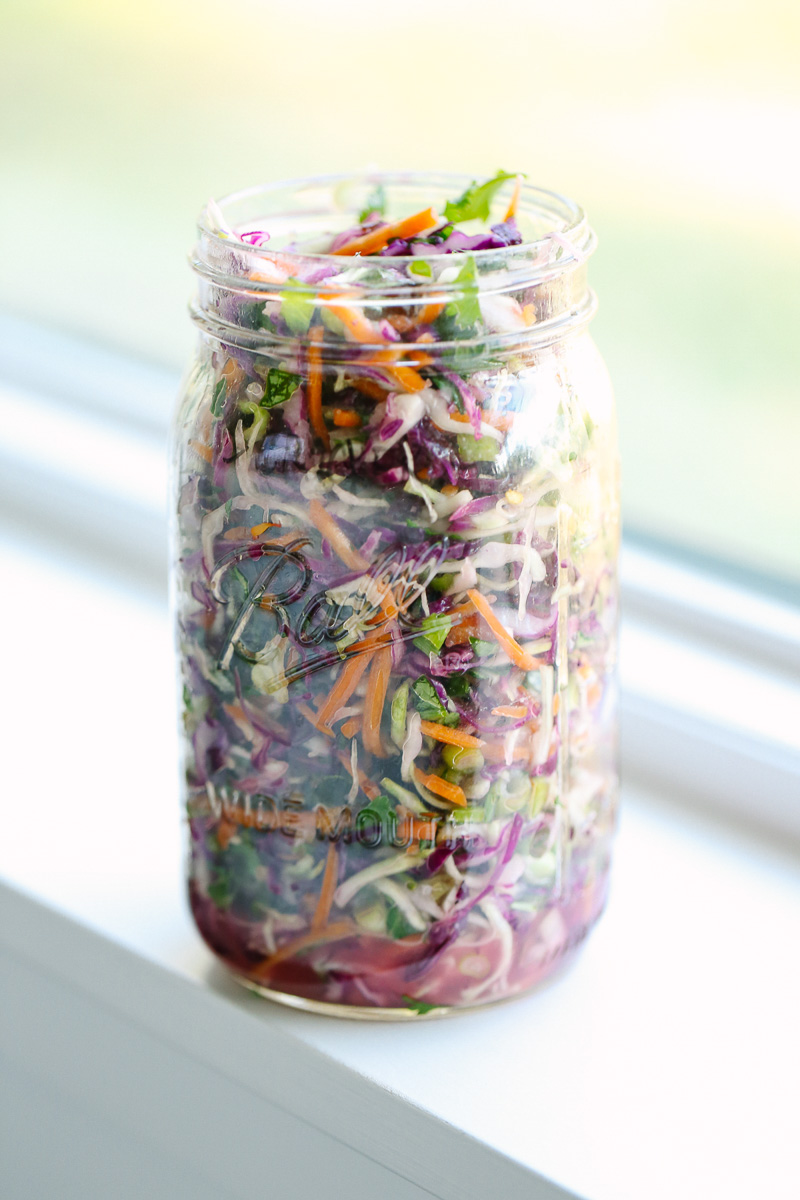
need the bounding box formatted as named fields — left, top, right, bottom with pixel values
left=172, top=173, right=619, bottom=1017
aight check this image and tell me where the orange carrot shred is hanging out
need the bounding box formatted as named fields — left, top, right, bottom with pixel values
left=307, top=325, right=329, bottom=450
left=332, top=408, right=362, bottom=428
left=317, top=650, right=373, bottom=727
left=297, top=701, right=334, bottom=738
left=350, top=376, right=388, bottom=401
left=467, top=589, right=542, bottom=672
left=308, top=498, right=368, bottom=572
left=418, top=720, right=484, bottom=749
left=491, top=704, right=528, bottom=718
left=327, top=299, right=385, bottom=343
left=332, top=208, right=439, bottom=257
left=311, top=842, right=339, bottom=932
left=251, top=921, right=354, bottom=980
left=503, top=174, right=522, bottom=221
left=414, top=768, right=467, bottom=807
left=340, top=717, right=361, bottom=740
left=336, top=750, right=380, bottom=800
left=189, top=439, right=213, bottom=463
left=418, top=300, right=445, bottom=325
left=362, top=646, right=392, bottom=757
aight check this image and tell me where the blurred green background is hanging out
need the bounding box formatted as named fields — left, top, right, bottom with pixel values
left=2, top=0, right=798, bottom=583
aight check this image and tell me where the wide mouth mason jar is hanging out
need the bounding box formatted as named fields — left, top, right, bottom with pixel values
left=173, top=172, right=619, bottom=1018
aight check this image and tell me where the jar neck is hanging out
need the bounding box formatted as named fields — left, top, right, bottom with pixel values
left=190, top=172, right=597, bottom=358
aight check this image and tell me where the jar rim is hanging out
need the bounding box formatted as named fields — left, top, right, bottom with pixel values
left=196, top=171, right=596, bottom=278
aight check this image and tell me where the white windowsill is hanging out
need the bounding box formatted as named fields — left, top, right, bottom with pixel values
left=2, top=528, right=799, bottom=1200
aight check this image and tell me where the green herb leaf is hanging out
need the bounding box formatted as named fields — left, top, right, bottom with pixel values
left=360, top=793, right=394, bottom=826
left=358, top=184, right=387, bottom=223
left=408, top=259, right=432, bottom=279
left=402, top=995, right=441, bottom=1015
left=412, top=678, right=459, bottom=726
left=211, top=378, right=227, bottom=418
left=386, top=904, right=418, bottom=940
left=469, top=636, right=497, bottom=657
left=207, top=878, right=232, bottom=908
left=264, top=367, right=300, bottom=408
left=413, top=613, right=452, bottom=655
left=443, top=256, right=481, bottom=332
left=281, top=283, right=316, bottom=334
left=443, top=170, right=518, bottom=224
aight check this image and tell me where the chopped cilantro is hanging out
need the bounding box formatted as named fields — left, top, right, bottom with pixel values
left=359, top=793, right=394, bottom=826
left=210, top=378, right=227, bottom=418
left=264, top=367, right=300, bottom=408
left=443, top=170, right=519, bottom=224
left=442, top=256, right=481, bottom=332
left=358, top=184, right=386, bottom=223
left=207, top=878, right=232, bottom=908
left=386, top=904, right=418, bottom=940
left=402, top=995, right=441, bottom=1015
left=281, top=283, right=316, bottom=334
left=470, top=637, right=496, bottom=657
left=412, top=678, right=459, bottom=726
left=413, top=613, right=452, bottom=655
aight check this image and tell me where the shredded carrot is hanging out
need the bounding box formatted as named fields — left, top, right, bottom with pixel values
left=308, top=498, right=368, bottom=572
left=221, top=357, right=246, bottom=391
left=418, top=720, right=484, bottom=749
left=336, top=750, right=380, bottom=800
left=467, top=589, right=542, bottom=672
left=350, top=376, right=388, bottom=401
left=363, top=348, right=428, bottom=393
left=216, top=816, right=237, bottom=849
left=317, top=650, right=373, bottom=727
left=189, top=439, right=212, bottom=463
left=522, top=303, right=537, bottom=326
left=297, top=701, right=334, bottom=738
left=332, top=208, right=439, bottom=257
left=327, top=299, right=385, bottom=343
left=397, top=813, right=439, bottom=845
left=492, top=704, right=528, bottom=718
left=332, top=408, right=362, bottom=428
left=449, top=409, right=513, bottom=432
left=553, top=693, right=561, bottom=715
left=257, top=530, right=310, bottom=548
left=418, top=300, right=445, bottom=325
left=441, top=484, right=459, bottom=496
left=222, top=525, right=250, bottom=542
left=251, top=921, right=354, bottom=980
left=362, top=646, right=392, bottom=757
left=340, top=717, right=361, bottom=740
left=414, top=769, right=467, bottom=807
left=307, top=325, right=329, bottom=450
left=482, top=733, right=539, bottom=764
left=484, top=412, right=515, bottom=431
left=503, top=174, right=523, bottom=221
left=251, top=521, right=278, bottom=537
left=306, top=502, right=402, bottom=628
left=311, top=843, right=339, bottom=932
left=384, top=364, right=427, bottom=393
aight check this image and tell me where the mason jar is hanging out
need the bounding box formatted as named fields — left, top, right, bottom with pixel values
left=172, top=172, right=619, bottom=1017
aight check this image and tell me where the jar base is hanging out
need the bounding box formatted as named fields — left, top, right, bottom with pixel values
left=228, top=932, right=588, bottom=1021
